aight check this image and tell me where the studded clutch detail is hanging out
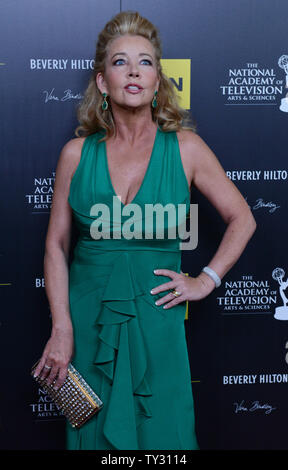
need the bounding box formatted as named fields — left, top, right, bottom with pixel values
left=31, top=361, right=103, bottom=428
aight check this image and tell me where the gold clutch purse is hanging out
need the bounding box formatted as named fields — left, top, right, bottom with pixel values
left=31, top=361, right=103, bottom=429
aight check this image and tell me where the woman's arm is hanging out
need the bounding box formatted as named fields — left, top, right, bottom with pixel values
left=187, top=131, right=257, bottom=289
left=151, top=130, right=256, bottom=307
left=33, top=137, right=85, bottom=388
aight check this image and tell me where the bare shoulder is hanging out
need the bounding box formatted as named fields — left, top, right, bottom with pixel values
left=176, top=128, right=201, bottom=145
left=62, top=136, right=86, bottom=153
left=177, top=129, right=252, bottom=226
left=176, top=128, right=214, bottom=157
left=176, top=128, right=225, bottom=175
left=176, top=129, right=216, bottom=185
left=57, top=136, right=86, bottom=179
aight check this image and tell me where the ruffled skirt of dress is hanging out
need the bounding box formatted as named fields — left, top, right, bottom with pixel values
left=66, top=247, right=199, bottom=450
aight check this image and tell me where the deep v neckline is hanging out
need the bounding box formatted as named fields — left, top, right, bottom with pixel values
left=104, top=127, right=159, bottom=208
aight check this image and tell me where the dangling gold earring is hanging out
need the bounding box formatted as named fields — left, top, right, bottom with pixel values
left=102, top=92, right=108, bottom=110
left=152, top=90, right=158, bottom=109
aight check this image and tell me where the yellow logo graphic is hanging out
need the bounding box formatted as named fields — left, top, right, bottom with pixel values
left=160, top=59, right=191, bottom=110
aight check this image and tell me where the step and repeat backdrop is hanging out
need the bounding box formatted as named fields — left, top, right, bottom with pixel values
left=1, top=0, right=287, bottom=450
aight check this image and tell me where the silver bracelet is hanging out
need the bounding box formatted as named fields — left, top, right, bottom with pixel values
left=202, top=266, right=221, bottom=288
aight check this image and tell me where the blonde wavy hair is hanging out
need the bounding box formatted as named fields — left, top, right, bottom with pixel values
left=75, top=11, right=196, bottom=140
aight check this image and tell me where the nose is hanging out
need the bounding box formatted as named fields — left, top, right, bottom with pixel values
left=129, top=71, right=139, bottom=77
left=127, top=61, right=140, bottom=78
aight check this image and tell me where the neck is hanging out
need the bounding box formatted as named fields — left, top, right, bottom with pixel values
left=109, top=103, right=157, bottom=145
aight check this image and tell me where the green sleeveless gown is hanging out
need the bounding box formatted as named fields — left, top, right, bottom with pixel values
left=66, top=126, right=199, bottom=450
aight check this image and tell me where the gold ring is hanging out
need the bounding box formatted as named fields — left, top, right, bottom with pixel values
left=171, top=290, right=181, bottom=297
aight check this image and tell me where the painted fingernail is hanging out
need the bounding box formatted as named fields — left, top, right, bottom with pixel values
left=150, top=289, right=154, bottom=294
left=155, top=300, right=159, bottom=305
left=154, top=270, right=159, bottom=274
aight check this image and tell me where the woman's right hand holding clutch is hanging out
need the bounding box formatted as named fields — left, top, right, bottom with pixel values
left=33, top=324, right=74, bottom=390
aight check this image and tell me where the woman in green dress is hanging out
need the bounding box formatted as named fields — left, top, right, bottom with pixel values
left=33, top=11, right=256, bottom=450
